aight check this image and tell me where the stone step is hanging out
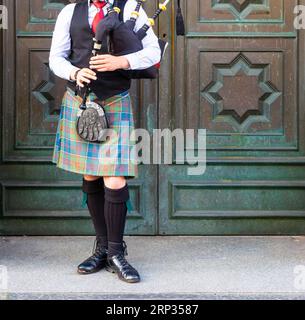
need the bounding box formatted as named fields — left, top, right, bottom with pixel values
left=1, top=236, right=305, bottom=300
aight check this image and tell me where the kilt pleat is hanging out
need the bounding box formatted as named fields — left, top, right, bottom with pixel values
left=52, top=87, right=138, bottom=179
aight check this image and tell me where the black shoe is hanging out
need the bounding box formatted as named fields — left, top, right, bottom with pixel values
left=105, top=241, right=140, bottom=283
left=77, top=238, right=108, bottom=275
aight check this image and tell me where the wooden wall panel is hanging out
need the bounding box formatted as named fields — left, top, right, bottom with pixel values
left=0, top=0, right=158, bottom=235
left=158, top=0, right=305, bottom=234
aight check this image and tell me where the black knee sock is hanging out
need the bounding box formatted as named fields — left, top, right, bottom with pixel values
left=104, top=183, right=130, bottom=257
left=82, top=177, right=108, bottom=248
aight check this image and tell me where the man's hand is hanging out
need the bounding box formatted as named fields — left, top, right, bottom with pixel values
left=71, top=68, right=97, bottom=88
left=89, top=54, right=130, bottom=72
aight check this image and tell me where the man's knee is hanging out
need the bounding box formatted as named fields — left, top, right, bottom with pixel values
left=83, top=175, right=100, bottom=181
left=103, top=176, right=126, bottom=190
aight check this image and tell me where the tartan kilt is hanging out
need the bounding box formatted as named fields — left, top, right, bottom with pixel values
left=52, top=87, right=138, bottom=179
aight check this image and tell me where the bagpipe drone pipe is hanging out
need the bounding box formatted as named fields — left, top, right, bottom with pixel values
left=93, top=0, right=185, bottom=79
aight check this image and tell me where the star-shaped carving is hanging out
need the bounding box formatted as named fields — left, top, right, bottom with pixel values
left=212, top=0, right=269, bottom=19
left=32, top=62, right=61, bottom=118
left=201, top=53, right=281, bottom=132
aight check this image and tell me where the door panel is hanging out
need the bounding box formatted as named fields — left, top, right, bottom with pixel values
left=158, top=0, right=305, bottom=234
left=2, top=0, right=305, bottom=236
left=0, top=0, right=158, bottom=235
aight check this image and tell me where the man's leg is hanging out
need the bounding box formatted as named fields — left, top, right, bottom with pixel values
left=103, top=176, right=140, bottom=283
left=82, top=175, right=107, bottom=247
left=77, top=175, right=108, bottom=274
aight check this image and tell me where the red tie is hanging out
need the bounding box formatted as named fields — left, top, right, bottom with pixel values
left=92, top=1, right=107, bottom=34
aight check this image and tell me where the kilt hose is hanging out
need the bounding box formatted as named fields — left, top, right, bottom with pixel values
left=52, top=87, right=138, bottom=180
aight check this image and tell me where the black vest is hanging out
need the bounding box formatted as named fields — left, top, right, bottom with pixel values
left=67, top=0, right=131, bottom=100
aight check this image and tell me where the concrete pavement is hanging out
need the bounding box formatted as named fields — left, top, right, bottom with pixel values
left=1, top=236, right=305, bottom=300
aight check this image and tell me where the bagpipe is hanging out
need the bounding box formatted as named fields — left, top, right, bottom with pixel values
left=75, top=0, right=185, bottom=143
left=93, top=0, right=185, bottom=79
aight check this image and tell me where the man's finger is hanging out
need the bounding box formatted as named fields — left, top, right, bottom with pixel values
left=90, top=58, right=107, bottom=64
left=77, top=80, right=84, bottom=87
left=97, top=66, right=114, bottom=72
left=89, top=59, right=110, bottom=66
left=79, top=76, right=91, bottom=84
left=90, top=54, right=111, bottom=61
left=89, top=64, right=107, bottom=70
left=82, top=68, right=96, bottom=75
left=82, top=72, right=97, bottom=80
left=89, top=60, right=102, bottom=66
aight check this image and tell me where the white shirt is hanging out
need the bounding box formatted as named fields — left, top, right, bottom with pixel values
left=49, top=0, right=161, bottom=81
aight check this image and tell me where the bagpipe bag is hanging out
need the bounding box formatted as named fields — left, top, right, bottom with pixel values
left=94, top=0, right=185, bottom=79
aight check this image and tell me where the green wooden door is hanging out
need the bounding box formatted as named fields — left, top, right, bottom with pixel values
left=158, top=0, right=305, bottom=234
left=2, top=0, right=305, bottom=236
left=0, top=0, right=157, bottom=235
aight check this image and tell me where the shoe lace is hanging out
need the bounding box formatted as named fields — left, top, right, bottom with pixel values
left=114, top=240, right=132, bottom=270
left=91, top=239, right=107, bottom=257
left=122, top=240, right=128, bottom=256
left=116, top=253, right=132, bottom=270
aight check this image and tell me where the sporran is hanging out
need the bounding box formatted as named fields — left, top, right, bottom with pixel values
left=76, top=86, right=109, bottom=143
